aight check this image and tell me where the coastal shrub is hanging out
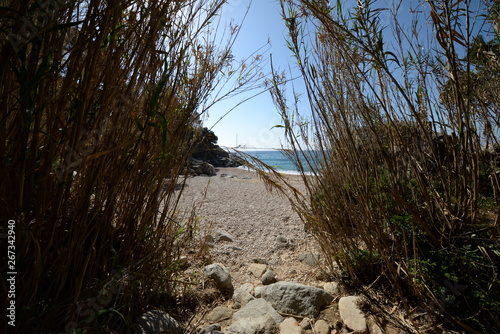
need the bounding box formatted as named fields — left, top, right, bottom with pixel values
left=270, top=0, right=499, bottom=332
left=0, top=0, right=261, bottom=332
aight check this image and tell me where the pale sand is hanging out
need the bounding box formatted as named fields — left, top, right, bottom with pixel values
left=177, top=167, right=324, bottom=286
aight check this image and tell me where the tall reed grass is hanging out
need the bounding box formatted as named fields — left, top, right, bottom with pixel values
left=0, top=0, right=261, bottom=332
left=271, top=0, right=499, bottom=332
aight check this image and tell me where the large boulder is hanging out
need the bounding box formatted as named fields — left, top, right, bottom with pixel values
left=228, top=299, right=282, bottom=334
left=259, top=282, right=333, bottom=318
left=134, top=310, right=183, bottom=334
left=190, top=158, right=216, bottom=176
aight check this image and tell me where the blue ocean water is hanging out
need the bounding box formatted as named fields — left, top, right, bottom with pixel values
left=239, top=149, right=314, bottom=174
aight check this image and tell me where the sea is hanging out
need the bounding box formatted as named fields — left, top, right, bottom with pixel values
left=235, top=149, right=315, bottom=175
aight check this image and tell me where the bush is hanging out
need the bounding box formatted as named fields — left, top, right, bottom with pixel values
left=271, top=0, right=499, bottom=332
left=0, top=0, right=260, bottom=332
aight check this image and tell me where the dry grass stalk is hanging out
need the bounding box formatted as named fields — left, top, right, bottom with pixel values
left=1, top=0, right=262, bottom=332
left=266, top=0, right=499, bottom=332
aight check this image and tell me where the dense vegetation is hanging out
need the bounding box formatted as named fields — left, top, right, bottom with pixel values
left=271, top=0, right=499, bottom=332
left=0, top=0, right=261, bottom=332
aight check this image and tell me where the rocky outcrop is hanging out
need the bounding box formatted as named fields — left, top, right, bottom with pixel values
left=189, top=127, right=243, bottom=176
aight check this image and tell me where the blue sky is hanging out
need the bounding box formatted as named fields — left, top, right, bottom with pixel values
left=203, top=0, right=491, bottom=149
left=203, top=0, right=297, bottom=149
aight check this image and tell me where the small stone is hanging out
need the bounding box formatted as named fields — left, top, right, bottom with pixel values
left=300, top=317, right=312, bottom=329
left=135, top=310, right=183, bottom=334
left=323, top=282, right=339, bottom=296
left=313, top=319, right=330, bottom=334
left=198, top=323, right=222, bottom=334
left=223, top=245, right=242, bottom=251
left=280, top=317, right=302, bottom=334
left=203, top=263, right=233, bottom=291
left=252, top=258, right=268, bottom=264
left=367, top=318, right=383, bottom=334
left=207, top=306, right=233, bottom=323
left=261, top=270, right=278, bottom=285
left=254, top=286, right=263, bottom=298
left=276, top=236, right=287, bottom=243
left=298, top=252, right=322, bottom=266
left=321, top=308, right=340, bottom=325
left=248, top=263, right=267, bottom=278
left=275, top=236, right=289, bottom=248
left=338, top=296, right=367, bottom=333
left=215, top=230, right=235, bottom=242
left=233, top=283, right=255, bottom=309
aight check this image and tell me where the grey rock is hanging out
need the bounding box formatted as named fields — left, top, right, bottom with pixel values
left=275, top=236, right=289, bottom=248
left=248, top=263, right=267, bottom=278
left=223, top=245, right=243, bottom=251
left=299, top=317, right=312, bottom=330
left=190, top=158, right=216, bottom=176
left=252, top=258, right=268, bottom=264
left=198, top=324, right=222, bottom=334
left=323, top=281, right=340, bottom=297
left=298, top=252, right=322, bottom=266
left=261, top=270, right=278, bottom=285
left=254, top=286, right=263, bottom=298
left=279, top=317, right=302, bottom=334
left=135, top=310, right=183, bottom=334
left=233, top=283, right=255, bottom=309
left=203, top=263, right=233, bottom=291
left=314, top=319, right=330, bottom=334
left=259, top=282, right=333, bottom=318
left=215, top=230, right=235, bottom=242
left=207, top=306, right=233, bottom=323
left=228, top=299, right=282, bottom=334
left=338, top=296, right=367, bottom=333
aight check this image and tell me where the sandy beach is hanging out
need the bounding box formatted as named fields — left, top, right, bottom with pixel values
left=178, top=167, right=323, bottom=286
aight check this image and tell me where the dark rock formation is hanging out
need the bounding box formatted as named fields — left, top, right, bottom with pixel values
left=192, top=128, right=243, bottom=167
